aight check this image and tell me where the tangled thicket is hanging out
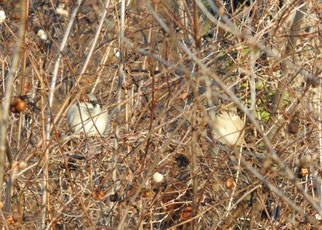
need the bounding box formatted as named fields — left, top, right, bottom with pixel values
left=0, top=0, right=321, bottom=229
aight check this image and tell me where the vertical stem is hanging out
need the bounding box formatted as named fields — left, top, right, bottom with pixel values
left=40, top=64, right=49, bottom=229
left=318, top=81, right=322, bottom=209
left=17, top=0, right=29, bottom=148
left=0, top=0, right=26, bottom=200
left=191, top=1, right=201, bottom=229
left=114, top=0, right=126, bottom=225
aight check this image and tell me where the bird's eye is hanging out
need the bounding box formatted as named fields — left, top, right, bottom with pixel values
left=89, top=100, right=97, bottom=106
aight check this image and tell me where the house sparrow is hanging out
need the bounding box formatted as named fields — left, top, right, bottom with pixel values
left=67, top=94, right=108, bottom=136
left=212, top=111, right=245, bottom=146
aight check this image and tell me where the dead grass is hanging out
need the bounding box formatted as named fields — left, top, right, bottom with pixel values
left=0, top=0, right=321, bottom=229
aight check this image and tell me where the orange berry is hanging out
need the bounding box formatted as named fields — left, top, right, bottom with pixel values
left=10, top=97, right=27, bottom=113
left=226, top=178, right=234, bottom=189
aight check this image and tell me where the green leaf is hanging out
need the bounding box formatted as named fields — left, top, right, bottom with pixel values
left=203, top=22, right=211, bottom=34
left=260, top=111, right=270, bottom=122
left=243, top=45, right=259, bottom=54
left=241, top=83, right=248, bottom=88
left=257, top=142, right=265, bottom=148
left=256, top=81, right=264, bottom=90
left=283, top=92, right=290, bottom=105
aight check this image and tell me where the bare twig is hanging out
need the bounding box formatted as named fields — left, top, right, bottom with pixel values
left=0, top=0, right=27, bottom=201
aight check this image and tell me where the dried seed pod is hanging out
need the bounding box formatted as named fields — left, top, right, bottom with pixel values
left=142, top=189, right=152, bottom=198
left=10, top=97, right=27, bottom=113
left=56, top=4, right=69, bottom=17
left=226, top=178, right=234, bottom=189
left=37, top=29, right=47, bottom=40
left=92, top=190, right=105, bottom=201
left=288, top=119, right=299, bottom=134
left=288, top=112, right=300, bottom=134
left=16, top=100, right=27, bottom=112
left=153, top=172, right=164, bottom=183
left=300, top=167, right=309, bottom=177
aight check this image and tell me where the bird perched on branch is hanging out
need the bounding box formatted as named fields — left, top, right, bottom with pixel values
left=67, top=94, right=108, bottom=136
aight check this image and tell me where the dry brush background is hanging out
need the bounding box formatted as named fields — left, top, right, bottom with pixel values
left=0, top=0, right=321, bottom=229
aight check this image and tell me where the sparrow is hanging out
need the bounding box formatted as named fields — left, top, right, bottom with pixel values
left=66, top=94, right=108, bottom=136
left=212, top=111, right=245, bottom=146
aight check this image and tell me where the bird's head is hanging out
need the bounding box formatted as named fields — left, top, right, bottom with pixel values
left=79, top=94, right=99, bottom=110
